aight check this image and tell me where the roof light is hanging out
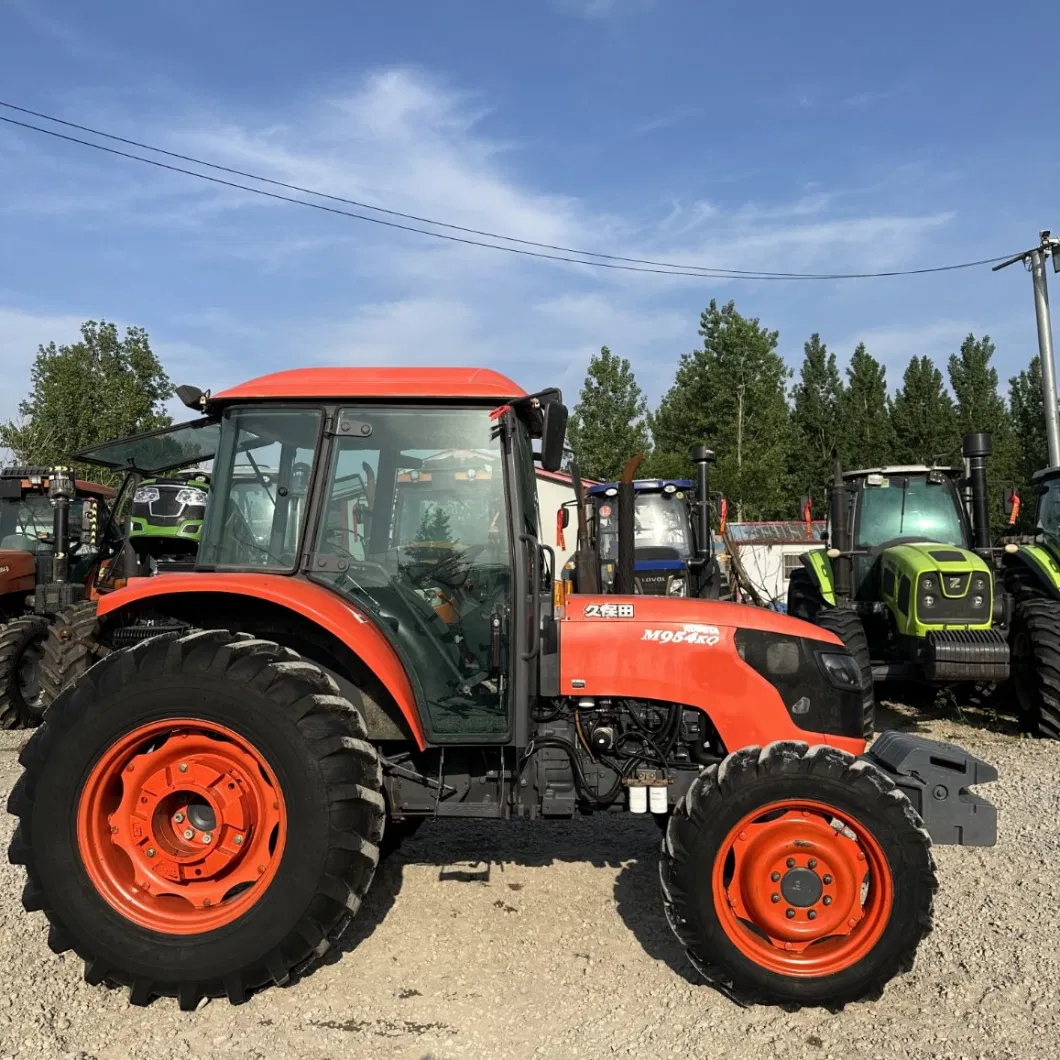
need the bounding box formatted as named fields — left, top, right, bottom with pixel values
left=866, top=473, right=886, bottom=487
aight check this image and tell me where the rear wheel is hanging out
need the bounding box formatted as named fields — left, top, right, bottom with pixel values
left=661, top=742, right=936, bottom=1006
left=0, top=616, right=51, bottom=729
left=813, top=608, right=874, bottom=739
left=1010, top=595, right=1060, bottom=739
left=7, top=629, right=384, bottom=1008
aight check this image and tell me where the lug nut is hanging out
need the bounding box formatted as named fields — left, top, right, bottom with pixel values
left=178, top=763, right=188, bottom=773
left=233, top=835, right=243, bottom=846
left=202, top=833, right=213, bottom=844
left=785, top=909, right=795, bottom=919
left=786, top=857, right=796, bottom=868
left=183, top=829, right=195, bottom=840
left=146, top=848, right=156, bottom=858
left=823, top=896, right=832, bottom=906
left=174, top=812, right=185, bottom=824
left=823, top=874, right=833, bottom=884
left=770, top=871, right=780, bottom=882
left=808, top=910, right=817, bottom=920
left=771, top=894, right=780, bottom=903
left=808, top=858, right=817, bottom=869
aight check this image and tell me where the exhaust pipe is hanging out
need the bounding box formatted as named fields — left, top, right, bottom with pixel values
left=829, top=448, right=852, bottom=600
left=615, top=453, right=643, bottom=595
left=962, top=432, right=993, bottom=552
left=690, top=445, right=715, bottom=561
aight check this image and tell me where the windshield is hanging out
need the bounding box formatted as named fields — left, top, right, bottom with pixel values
left=0, top=494, right=92, bottom=553
left=1037, top=476, right=1060, bottom=545
left=854, top=474, right=967, bottom=549
left=75, top=418, right=222, bottom=474
left=595, top=490, right=693, bottom=559
left=198, top=408, right=322, bottom=569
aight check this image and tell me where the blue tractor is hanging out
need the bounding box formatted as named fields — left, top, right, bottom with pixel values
left=561, top=446, right=723, bottom=599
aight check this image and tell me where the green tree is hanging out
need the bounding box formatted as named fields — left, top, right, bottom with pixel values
left=888, top=355, right=957, bottom=465
left=838, top=343, right=893, bottom=470
left=1, top=320, right=173, bottom=483
left=651, top=300, right=792, bottom=519
left=947, top=333, right=1019, bottom=532
left=790, top=333, right=843, bottom=511
left=566, top=346, right=651, bottom=481
left=1009, top=354, right=1048, bottom=529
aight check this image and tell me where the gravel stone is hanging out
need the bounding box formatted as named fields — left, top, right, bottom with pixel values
left=0, top=706, right=1054, bottom=1059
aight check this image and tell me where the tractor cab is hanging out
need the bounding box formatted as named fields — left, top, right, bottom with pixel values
left=588, top=479, right=696, bottom=596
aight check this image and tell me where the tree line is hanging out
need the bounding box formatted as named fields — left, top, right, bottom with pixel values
left=567, top=299, right=1048, bottom=532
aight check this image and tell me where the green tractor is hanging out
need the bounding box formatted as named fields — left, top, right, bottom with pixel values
left=999, top=466, right=1060, bottom=738
left=128, top=469, right=210, bottom=571
left=787, top=432, right=1055, bottom=737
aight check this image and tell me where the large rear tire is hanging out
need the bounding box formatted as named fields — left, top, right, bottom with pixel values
left=1010, top=595, right=1060, bottom=739
left=0, top=616, right=51, bottom=730
left=661, top=741, right=936, bottom=1007
left=7, top=629, right=385, bottom=1008
left=813, top=607, right=874, bottom=739
left=39, top=600, right=110, bottom=710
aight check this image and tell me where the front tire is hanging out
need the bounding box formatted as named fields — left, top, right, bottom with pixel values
left=813, top=607, right=874, bottom=738
left=7, top=629, right=385, bottom=1009
left=0, top=616, right=51, bottom=729
left=661, top=741, right=936, bottom=1007
left=39, top=600, right=110, bottom=710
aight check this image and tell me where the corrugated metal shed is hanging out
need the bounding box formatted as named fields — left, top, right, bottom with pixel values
left=724, top=520, right=826, bottom=545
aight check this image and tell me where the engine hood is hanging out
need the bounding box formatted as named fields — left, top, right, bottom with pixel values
left=883, top=541, right=991, bottom=576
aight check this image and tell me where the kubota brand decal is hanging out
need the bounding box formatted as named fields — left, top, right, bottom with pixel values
left=583, top=602, right=634, bottom=618
left=642, top=624, right=720, bottom=646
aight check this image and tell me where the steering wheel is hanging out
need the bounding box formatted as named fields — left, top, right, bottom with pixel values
left=867, top=535, right=936, bottom=557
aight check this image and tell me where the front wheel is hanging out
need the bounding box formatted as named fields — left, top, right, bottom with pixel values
left=813, top=607, right=874, bottom=739
left=8, top=629, right=385, bottom=1009
left=1010, top=595, right=1060, bottom=739
left=660, top=742, right=936, bottom=1007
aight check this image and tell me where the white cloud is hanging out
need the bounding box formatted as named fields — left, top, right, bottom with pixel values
left=836, top=320, right=979, bottom=383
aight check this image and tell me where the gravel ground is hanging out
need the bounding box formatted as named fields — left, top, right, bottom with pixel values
left=0, top=703, right=1053, bottom=1060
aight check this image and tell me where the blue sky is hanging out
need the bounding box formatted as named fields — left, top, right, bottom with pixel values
left=1, top=0, right=1058, bottom=426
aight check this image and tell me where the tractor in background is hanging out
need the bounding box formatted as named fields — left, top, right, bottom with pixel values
left=788, top=432, right=1060, bottom=739
left=558, top=445, right=723, bottom=599
left=8, top=367, right=996, bottom=1012
left=0, top=467, right=113, bottom=728
left=128, top=469, right=211, bottom=572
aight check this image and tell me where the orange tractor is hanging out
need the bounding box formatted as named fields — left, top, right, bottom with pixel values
left=8, top=368, right=996, bottom=1011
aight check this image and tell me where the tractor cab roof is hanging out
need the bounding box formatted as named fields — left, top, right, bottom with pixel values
left=1031, top=466, right=1060, bottom=485
left=843, top=464, right=957, bottom=480
left=210, top=367, right=526, bottom=407
left=587, top=479, right=694, bottom=496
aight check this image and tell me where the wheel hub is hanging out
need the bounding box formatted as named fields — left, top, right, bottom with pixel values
left=780, top=867, right=823, bottom=908
left=78, top=721, right=286, bottom=934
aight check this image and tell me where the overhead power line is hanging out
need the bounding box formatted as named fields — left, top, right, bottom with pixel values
left=0, top=100, right=1019, bottom=281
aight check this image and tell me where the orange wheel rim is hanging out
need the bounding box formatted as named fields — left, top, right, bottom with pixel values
left=76, top=719, right=287, bottom=935
left=711, top=798, right=893, bottom=977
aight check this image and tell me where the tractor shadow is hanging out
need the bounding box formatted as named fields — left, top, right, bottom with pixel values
left=322, top=815, right=701, bottom=987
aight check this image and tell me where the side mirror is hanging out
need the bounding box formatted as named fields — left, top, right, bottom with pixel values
left=556, top=507, right=569, bottom=547
left=1004, top=487, right=1021, bottom=526
left=540, top=402, right=568, bottom=472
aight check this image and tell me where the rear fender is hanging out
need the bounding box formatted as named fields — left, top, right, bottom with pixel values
left=801, top=550, right=836, bottom=606
left=96, top=573, right=426, bottom=748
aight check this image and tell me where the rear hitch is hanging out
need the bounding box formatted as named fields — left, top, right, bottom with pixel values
left=862, top=730, right=997, bottom=847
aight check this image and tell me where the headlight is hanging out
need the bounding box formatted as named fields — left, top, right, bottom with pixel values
left=973, top=576, right=987, bottom=592
left=973, top=594, right=984, bottom=608
left=134, top=487, right=160, bottom=504
left=818, top=651, right=862, bottom=689
left=923, top=594, right=936, bottom=607
left=667, top=577, right=686, bottom=596
left=175, top=487, right=208, bottom=506
left=922, top=578, right=936, bottom=592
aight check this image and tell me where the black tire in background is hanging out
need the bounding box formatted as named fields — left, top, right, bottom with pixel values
left=786, top=568, right=822, bottom=621
left=39, top=600, right=110, bottom=709
left=1010, top=595, right=1060, bottom=740
left=7, top=629, right=385, bottom=1009
left=661, top=741, right=937, bottom=1007
left=0, top=615, right=51, bottom=730
left=813, top=606, right=875, bottom=739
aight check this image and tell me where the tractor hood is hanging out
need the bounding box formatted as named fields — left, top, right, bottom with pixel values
left=0, top=548, right=38, bottom=594
left=883, top=541, right=991, bottom=576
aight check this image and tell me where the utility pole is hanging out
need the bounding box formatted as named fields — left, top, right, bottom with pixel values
left=736, top=383, right=745, bottom=521
left=993, top=230, right=1060, bottom=467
